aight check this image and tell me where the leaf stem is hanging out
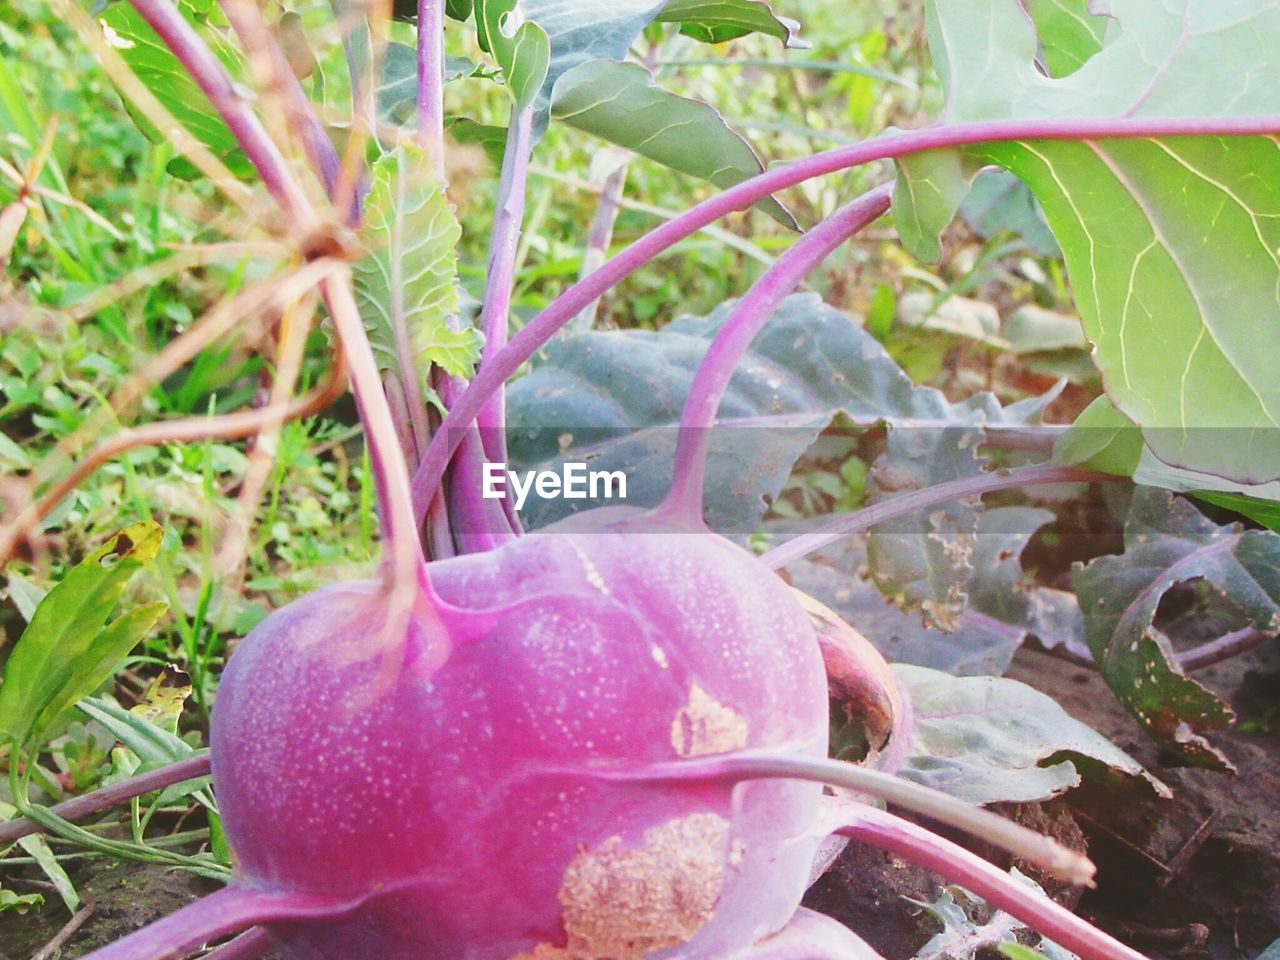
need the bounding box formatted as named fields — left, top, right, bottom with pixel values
left=760, top=465, right=1110, bottom=569
left=76, top=885, right=357, bottom=960
left=0, top=755, right=212, bottom=846
left=475, top=107, right=535, bottom=476
left=658, top=183, right=893, bottom=526
left=832, top=803, right=1149, bottom=960
left=408, top=113, right=1280, bottom=517
left=417, top=0, right=447, bottom=172
left=127, top=0, right=316, bottom=229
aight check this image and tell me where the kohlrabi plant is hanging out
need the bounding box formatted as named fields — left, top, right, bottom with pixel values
left=1, top=1, right=1278, bottom=959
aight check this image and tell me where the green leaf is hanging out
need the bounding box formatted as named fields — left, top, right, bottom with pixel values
left=1023, top=0, right=1106, bottom=76
left=1053, top=395, right=1144, bottom=477
left=99, top=1, right=254, bottom=180
left=78, top=697, right=211, bottom=809
left=446, top=116, right=509, bottom=166
left=0, top=885, right=44, bottom=914
left=889, top=664, right=1167, bottom=804
left=550, top=59, right=793, bottom=227
left=352, top=144, right=478, bottom=382
left=507, top=293, right=1057, bottom=548
left=654, top=0, right=804, bottom=47
left=475, top=0, right=552, bottom=110
left=481, top=0, right=665, bottom=132
left=379, top=43, right=482, bottom=125
left=1073, top=488, right=1280, bottom=769
left=1192, top=491, right=1280, bottom=535
left=782, top=509, right=1084, bottom=676
left=900, top=0, right=1280, bottom=484
left=959, top=170, right=1059, bottom=258
left=1, top=800, right=81, bottom=913
left=0, top=522, right=166, bottom=748
left=446, top=0, right=474, bottom=19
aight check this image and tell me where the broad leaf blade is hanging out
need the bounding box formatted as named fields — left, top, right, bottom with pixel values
left=888, top=664, right=1167, bottom=804
left=551, top=60, right=794, bottom=227
left=1023, top=0, right=1106, bottom=76
left=352, top=144, right=477, bottom=382
left=475, top=0, right=551, bottom=110
left=655, top=0, right=804, bottom=48
left=900, top=0, right=1280, bottom=484
left=1073, top=488, right=1280, bottom=769
left=99, top=1, right=253, bottom=180
left=0, top=522, right=165, bottom=747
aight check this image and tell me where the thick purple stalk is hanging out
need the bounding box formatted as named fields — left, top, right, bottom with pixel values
left=417, top=0, right=446, bottom=173
left=761, top=464, right=1109, bottom=569
left=408, top=113, right=1280, bottom=518
left=833, top=804, right=1149, bottom=960
left=659, top=183, right=893, bottom=525
left=0, top=755, right=212, bottom=846
left=445, top=421, right=521, bottom=553
left=78, top=885, right=356, bottom=960
left=201, top=928, right=276, bottom=960
left=475, top=107, right=535, bottom=475
left=321, top=273, right=427, bottom=608
left=127, top=0, right=314, bottom=226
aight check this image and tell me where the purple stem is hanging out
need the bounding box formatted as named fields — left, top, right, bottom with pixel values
left=77, top=884, right=356, bottom=960
left=761, top=464, right=1110, bottom=569
left=417, top=0, right=447, bottom=173
left=834, top=804, right=1150, bottom=960
left=200, top=929, right=276, bottom=960
left=0, top=755, right=213, bottom=846
left=216, top=0, right=341, bottom=198
left=1179, top=625, right=1272, bottom=672
left=127, top=0, right=314, bottom=226
left=658, top=183, right=894, bottom=526
left=446, top=422, right=521, bottom=553
left=475, top=107, right=535, bottom=475
left=408, top=113, right=1280, bottom=519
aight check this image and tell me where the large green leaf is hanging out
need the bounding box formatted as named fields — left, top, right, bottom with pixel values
left=887, top=664, right=1166, bottom=804
left=352, top=144, right=477, bottom=382
left=1073, top=488, right=1280, bottom=769
left=898, top=0, right=1280, bottom=485
left=655, top=0, right=803, bottom=47
left=0, top=523, right=166, bottom=748
left=506, top=294, right=1058, bottom=543
left=550, top=60, right=793, bottom=226
left=99, top=1, right=253, bottom=180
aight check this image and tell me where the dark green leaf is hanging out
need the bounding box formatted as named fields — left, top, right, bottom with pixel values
left=1073, top=488, right=1280, bottom=768
left=446, top=0, right=473, bottom=19
left=655, top=0, right=804, bottom=47
left=551, top=59, right=793, bottom=226
left=446, top=116, right=509, bottom=166
left=889, top=664, right=1167, bottom=804
left=782, top=508, right=1082, bottom=676
left=0, top=523, right=166, bottom=747
left=352, top=144, right=477, bottom=382
left=959, top=170, right=1059, bottom=258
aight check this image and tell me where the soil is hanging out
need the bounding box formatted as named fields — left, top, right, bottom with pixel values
left=806, top=642, right=1280, bottom=960
left=2, top=649, right=1276, bottom=960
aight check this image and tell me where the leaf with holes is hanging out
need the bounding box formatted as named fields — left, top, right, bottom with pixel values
left=898, top=0, right=1280, bottom=484
left=352, top=144, right=476, bottom=383
left=781, top=508, right=1084, bottom=676
left=1073, top=487, right=1280, bottom=769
